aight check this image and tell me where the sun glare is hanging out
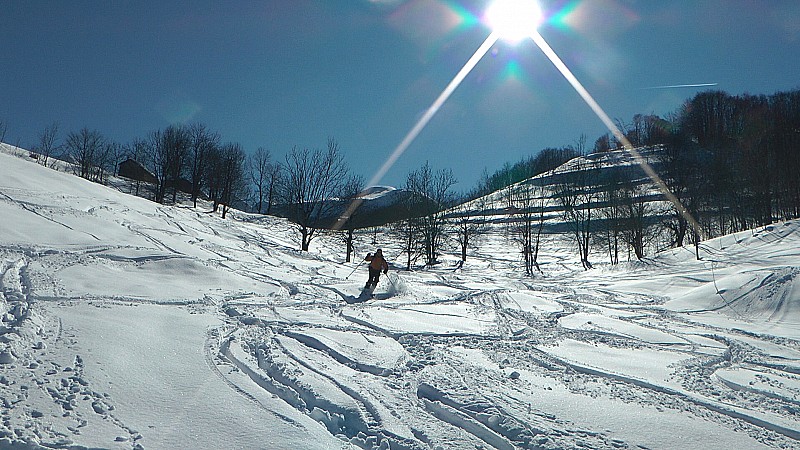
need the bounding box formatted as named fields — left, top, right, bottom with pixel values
left=485, top=0, right=542, bottom=43
left=343, top=0, right=703, bottom=241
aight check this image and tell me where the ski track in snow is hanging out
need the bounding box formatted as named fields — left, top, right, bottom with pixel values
left=1, top=147, right=799, bottom=449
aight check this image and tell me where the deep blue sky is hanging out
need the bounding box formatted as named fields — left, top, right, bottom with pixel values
left=2, top=1, right=799, bottom=190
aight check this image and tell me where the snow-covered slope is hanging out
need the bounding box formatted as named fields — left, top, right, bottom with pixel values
left=1, top=144, right=798, bottom=449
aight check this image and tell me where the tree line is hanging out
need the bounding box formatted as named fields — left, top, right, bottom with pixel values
left=8, top=87, right=799, bottom=273
left=662, top=90, right=800, bottom=241
left=493, top=88, right=800, bottom=269
left=17, top=118, right=468, bottom=262
left=27, top=123, right=250, bottom=219
left=20, top=121, right=367, bottom=252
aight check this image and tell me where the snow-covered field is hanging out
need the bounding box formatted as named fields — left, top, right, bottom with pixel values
left=1, top=145, right=798, bottom=449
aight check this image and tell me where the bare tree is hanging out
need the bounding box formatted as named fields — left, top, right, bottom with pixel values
left=218, top=143, right=247, bottom=219
left=249, top=147, right=272, bottom=214
left=147, top=129, right=168, bottom=203
left=265, top=162, right=283, bottom=215
left=167, top=126, right=190, bottom=204
left=618, top=184, right=656, bottom=260
left=406, top=162, right=457, bottom=266
left=204, top=144, right=224, bottom=212
left=34, top=122, right=60, bottom=168
left=282, top=138, right=350, bottom=251
left=554, top=159, right=596, bottom=270
left=107, top=140, right=125, bottom=176
left=148, top=125, right=189, bottom=204
left=337, top=175, right=365, bottom=262
left=593, top=133, right=613, bottom=153
left=451, top=194, right=489, bottom=263
left=125, top=138, right=150, bottom=196
left=616, top=114, right=669, bottom=148
left=504, top=182, right=547, bottom=274
left=0, top=119, right=6, bottom=143
left=187, top=123, right=218, bottom=208
left=574, top=133, right=587, bottom=156
left=660, top=127, right=707, bottom=256
left=393, top=194, right=423, bottom=271
left=146, top=130, right=165, bottom=202
left=65, top=127, right=107, bottom=182
left=596, top=167, right=624, bottom=265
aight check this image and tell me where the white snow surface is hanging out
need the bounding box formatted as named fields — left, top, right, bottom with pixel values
left=1, top=145, right=799, bottom=449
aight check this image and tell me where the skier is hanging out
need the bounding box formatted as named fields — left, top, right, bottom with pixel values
left=364, top=248, right=389, bottom=291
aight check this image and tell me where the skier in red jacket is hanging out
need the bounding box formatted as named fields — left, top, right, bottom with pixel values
left=364, top=248, right=389, bottom=290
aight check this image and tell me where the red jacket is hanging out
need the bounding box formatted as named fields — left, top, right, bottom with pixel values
left=366, top=253, right=388, bottom=271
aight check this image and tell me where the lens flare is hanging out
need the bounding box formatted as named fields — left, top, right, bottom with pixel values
left=337, top=0, right=704, bottom=242
left=485, top=0, right=542, bottom=42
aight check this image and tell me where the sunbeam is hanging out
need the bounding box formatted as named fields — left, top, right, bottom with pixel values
left=528, top=29, right=705, bottom=239
left=339, top=0, right=705, bottom=242
left=334, top=31, right=500, bottom=230
left=367, top=31, right=499, bottom=188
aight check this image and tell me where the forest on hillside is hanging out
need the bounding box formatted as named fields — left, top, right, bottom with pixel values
left=471, top=89, right=800, bottom=224
left=463, top=89, right=800, bottom=272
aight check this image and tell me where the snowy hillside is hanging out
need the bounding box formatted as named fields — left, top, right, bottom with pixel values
left=454, top=146, right=667, bottom=223
left=1, top=144, right=799, bottom=449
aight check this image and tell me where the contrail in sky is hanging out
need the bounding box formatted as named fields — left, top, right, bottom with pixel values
left=529, top=30, right=706, bottom=240
left=639, top=83, right=718, bottom=90
left=336, top=11, right=708, bottom=240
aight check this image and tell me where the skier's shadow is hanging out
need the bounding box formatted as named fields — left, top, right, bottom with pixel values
left=344, top=292, right=390, bottom=304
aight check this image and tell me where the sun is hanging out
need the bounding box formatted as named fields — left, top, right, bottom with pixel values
left=484, top=0, right=542, bottom=43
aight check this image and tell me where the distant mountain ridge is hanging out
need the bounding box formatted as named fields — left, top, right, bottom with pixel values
left=271, top=185, right=436, bottom=230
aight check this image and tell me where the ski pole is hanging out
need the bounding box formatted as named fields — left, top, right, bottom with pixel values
left=386, top=271, right=397, bottom=288
left=345, top=258, right=365, bottom=280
